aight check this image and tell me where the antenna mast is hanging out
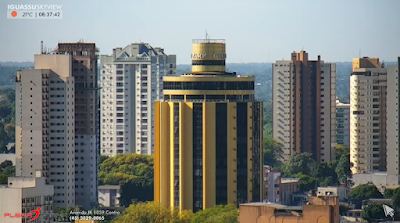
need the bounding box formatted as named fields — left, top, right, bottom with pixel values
left=40, top=41, right=43, bottom=54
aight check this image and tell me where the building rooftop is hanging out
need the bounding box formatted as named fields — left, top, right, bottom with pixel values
left=240, top=202, right=303, bottom=211
left=99, top=185, right=120, bottom=190
left=183, top=71, right=237, bottom=76
left=192, top=39, right=225, bottom=44
left=281, top=178, right=299, bottom=184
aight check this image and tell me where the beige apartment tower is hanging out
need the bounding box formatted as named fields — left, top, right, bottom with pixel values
left=15, top=43, right=99, bottom=209
left=272, top=51, right=336, bottom=163
left=350, top=57, right=387, bottom=174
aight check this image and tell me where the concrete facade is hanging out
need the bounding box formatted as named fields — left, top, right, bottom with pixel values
left=15, top=43, right=100, bottom=209
left=386, top=60, right=400, bottom=185
left=350, top=57, right=388, bottom=174
left=263, top=166, right=281, bottom=203
left=0, top=171, right=54, bottom=223
left=15, top=59, right=75, bottom=208
left=239, top=195, right=340, bottom=223
left=350, top=57, right=400, bottom=187
left=280, top=178, right=300, bottom=205
left=317, top=186, right=347, bottom=201
left=272, top=51, right=336, bottom=163
left=336, top=100, right=350, bottom=146
left=100, top=43, right=176, bottom=156
left=98, top=185, right=120, bottom=207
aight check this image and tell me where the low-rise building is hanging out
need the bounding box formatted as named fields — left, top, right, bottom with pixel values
left=0, top=171, right=54, bottom=223
left=317, top=186, right=348, bottom=201
left=263, top=166, right=281, bottom=203
left=239, top=195, right=339, bottom=223
left=280, top=178, right=300, bottom=205
left=98, top=185, right=120, bottom=207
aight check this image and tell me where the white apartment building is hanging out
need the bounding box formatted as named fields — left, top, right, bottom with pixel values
left=350, top=57, right=388, bottom=174
left=98, top=185, right=120, bottom=207
left=0, top=171, right=54, bottom=223
left=100, top=43, right=176, bottom=156
left=336, top=100, right=350, bottom=147
left=15, top=43, right=100, bottom=210
left=272, top=51, right=336, bottom=163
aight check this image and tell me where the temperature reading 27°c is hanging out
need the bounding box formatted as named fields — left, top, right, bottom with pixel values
left=22, top=12, right=33, bottom=17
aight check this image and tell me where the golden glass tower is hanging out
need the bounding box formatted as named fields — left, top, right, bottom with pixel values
left=154, top=39, right=263, bottom=212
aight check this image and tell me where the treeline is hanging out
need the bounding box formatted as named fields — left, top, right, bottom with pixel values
left=98, top=154, right=154, bottom=207
left=177, top=62, right=358, bottom=103
left=0, top=88, right=15, bottom=153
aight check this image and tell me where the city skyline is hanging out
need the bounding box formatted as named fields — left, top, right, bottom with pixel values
left=1, top=0, right=400, bottom=64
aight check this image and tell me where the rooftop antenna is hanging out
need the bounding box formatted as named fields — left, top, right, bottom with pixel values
left=40, top=41, right=43, bottom=54
left=205, top=29, right=209, bottom=42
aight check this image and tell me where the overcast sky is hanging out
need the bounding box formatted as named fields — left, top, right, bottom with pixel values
left=1, top=0, right=399, bottom=64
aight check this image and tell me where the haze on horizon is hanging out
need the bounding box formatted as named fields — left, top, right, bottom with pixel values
left=0, top=0, right=399, bottom=64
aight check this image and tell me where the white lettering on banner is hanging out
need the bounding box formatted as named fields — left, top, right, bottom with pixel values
left=212, top=53, right=226, bottom=59
left=191, top=54, right=207, bottom=59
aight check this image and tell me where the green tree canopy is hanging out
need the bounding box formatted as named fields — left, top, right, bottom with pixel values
left=348, top=183, right=383, bottom=200
left=281, top=152, right=317, bottom=177
left=191, top=205, right=238, bottom=223
left=263, top=136, right=283, bottom=168
left=294, top=173, right=316, bottom=192
left=362, top=203, right=392, bottom=223
left=335, top=146, right=352, bottom=185
left=113, top=202, right=192, bottom=223
left=0, top=165, right=15, bottom=184
left=98, top=154, right=154, bottom=207
left=0, top=160, right=12, bottom=169
left=99, top=155, right=109, bottom=165
left=384, top=187, right=400, bottom=210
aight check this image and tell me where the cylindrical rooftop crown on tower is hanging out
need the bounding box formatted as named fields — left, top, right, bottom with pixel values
left=191, top=39, right=226, bottom=73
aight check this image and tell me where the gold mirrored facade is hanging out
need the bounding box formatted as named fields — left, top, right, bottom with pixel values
left=154, top=39, right=263, bottom=212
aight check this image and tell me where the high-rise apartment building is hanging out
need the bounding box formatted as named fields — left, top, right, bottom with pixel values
left=386, top=57, right=400, bottom=185
left=100, top=43, right=176, bottom=156
left=336, top=100, right=350, bottom=147
left=272, top=51, right=336, bottom=163
left=15, top=43, right=99, bottom=209
left=350, top=57, right=387, bottom=174
left=154, top=39, right=263, bottom=212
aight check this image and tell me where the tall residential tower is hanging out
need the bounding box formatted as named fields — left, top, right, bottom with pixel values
left=272, top=51, right=336, bottom=163
left=154, top=39, right=263, bottom=212
left=350, top=57, right=387, bottom=174
left=100, top=43, right=176, bottom=156
left=15, top=43, right=99, bottom=209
